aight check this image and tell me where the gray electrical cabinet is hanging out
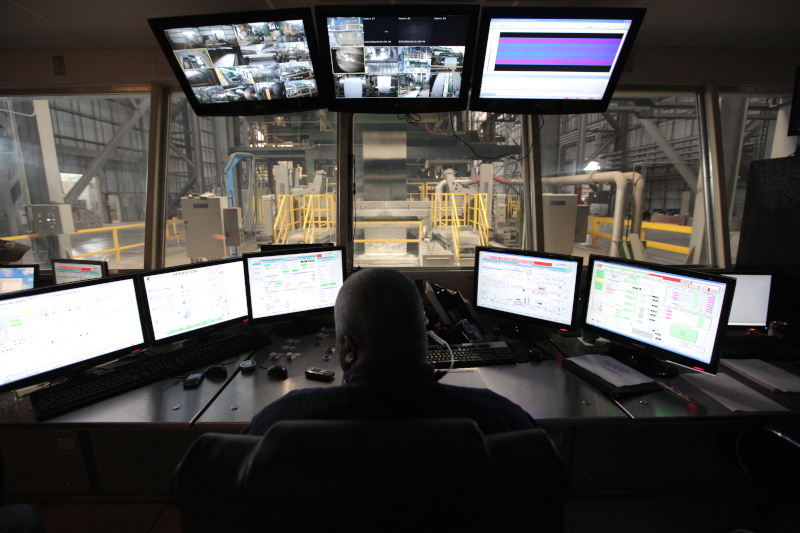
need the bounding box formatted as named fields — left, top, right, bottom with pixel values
left=28, top=204, right=75, bottom=235
left=180, top=196, right=230, bottom=259
left=542, top=194, right=578, bottom=255
left=222, top=207, right=243, bottom=247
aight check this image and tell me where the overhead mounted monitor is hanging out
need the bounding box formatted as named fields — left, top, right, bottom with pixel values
left=0, top=276, right=147, bottom=394
left=581, top=256, right=735, bottom=375
left=473, top=247, right=583, bottom=340
left=470, top=7, right=646, bottom=115
left=149, top=8, right=325, bottom=116
left=0, top=265, right=39, bottom=294
left=314, top=5, right=479, bottom=114
left=140, top=258, right=249, bottom=345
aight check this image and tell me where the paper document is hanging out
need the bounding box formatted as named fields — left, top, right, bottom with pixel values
left=721, top=359, right=800, bottom=393
left=683, top=373, right=789, bottom=412
left=439, top=370, right=487, bottom=389
left=568, top=354, right=652, bottom=387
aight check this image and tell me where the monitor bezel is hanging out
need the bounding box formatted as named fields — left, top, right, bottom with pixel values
left=580, top=255, right=736, bottom=375
left=138, top=257, right=249, bottom=347
left=148, top=8, right=326, bottom=117
left=243, top=246, right=346, bottom=325
left=469, top=6, right=646, bottom=115
left=788, top=66, right=800, bottom=136
left=0, top=274, right=148, bottom=394
left=473, top=246, right=584, bottom=332
left=314, top=4, right=480, bottom=114
left=51, top=259, right=109, bottom=284
left=0, top=264, right=40, bottom=293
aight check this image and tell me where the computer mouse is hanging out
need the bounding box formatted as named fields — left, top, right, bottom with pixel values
left=205, top=364, right=227, bottom=379
left=267, top=364, right=289, bottom=381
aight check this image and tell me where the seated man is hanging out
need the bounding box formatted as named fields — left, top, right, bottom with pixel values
left=242, top=268, right=536, bottom=436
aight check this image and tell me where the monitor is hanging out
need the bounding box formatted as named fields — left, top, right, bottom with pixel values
left=149, top=8, right=325, bottom=117
left=724, top=273, right=772, bottom=328
left=0, top=276, right=147, bottom=393
left=581, top=256, right=736, bottom=375
left=51, top=259, right=108, bottom=284
left=259, top=242, right=334, bottom=252
left=469, top=7, right=646, bottom=115
left=140, top=258, right=249, bottom=345
left=0, top=265, right=39, bottom=294
left=244, top=247, right=345, bottom=335
left=473, top=247, right=583, bottom=340
left=788, top=66, right=799, bottom=136
left=314, top=5, right=479, bottom=114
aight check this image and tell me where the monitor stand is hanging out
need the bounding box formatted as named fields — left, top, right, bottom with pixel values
left=274, top=316, right=327, bottom=338
left=606, top=343, right=678, bottom=378
left=497, top=321, right=550, bottom=342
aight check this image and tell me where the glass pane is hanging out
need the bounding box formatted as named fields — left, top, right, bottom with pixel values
left=540, top=95, right=704, bottom=265
left=165, top=97, right=337, bottom=266
left=723, top=95, right=796, bottom=264
left=353, top=112, right=526, bottom=268
left=0, top=95, right=150, bottom=270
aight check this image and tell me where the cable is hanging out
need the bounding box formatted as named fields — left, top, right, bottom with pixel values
left=0, top=107, right=36, bottom=117
left=397, top=113, right=421, bottom=126
left=449, top=112, right=544, bottom=162
left=428, top=330, right=454, bottom=380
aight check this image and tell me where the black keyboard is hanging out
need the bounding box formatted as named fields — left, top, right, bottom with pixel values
left=721, top=335, right=800, bottom=360
left=427, top=341, right=516, bottom=368
left=30, top=330, right=270, bottom=421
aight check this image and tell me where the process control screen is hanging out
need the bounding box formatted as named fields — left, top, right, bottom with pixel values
left=53, top=262, right=105, bottom=284
left=584, top=260, right=729, bottom=365
left=475, top=250, right=580, bottom=327
left=247, top=249, right=344, bottom=319
left=142, top=261, right=248, bottom=342
left=0, top=279, right=145, bottom=389
left=0, top=267, right=36, bottom=294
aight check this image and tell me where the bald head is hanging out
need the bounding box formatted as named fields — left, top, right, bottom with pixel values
left=334, top=268, right=427, bottom=370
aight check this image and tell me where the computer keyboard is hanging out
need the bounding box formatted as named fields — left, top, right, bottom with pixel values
left=426, top=341, right=516, bottom=368
left=720, top=335, right=800, bottom=360
left=30, top=329, right=270, bottom=421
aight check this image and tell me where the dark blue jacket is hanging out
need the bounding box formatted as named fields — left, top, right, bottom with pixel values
left=242, top=363, right=536, bottom=436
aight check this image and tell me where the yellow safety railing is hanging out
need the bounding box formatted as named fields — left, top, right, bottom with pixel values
left=506, top=194, right=520, bottom=221
left=353, top=221, right=422, bottom=244
left=302, top=194, right=336, bottom=244
left=588, top=216, right=693, bottom=255
left=1, top=217, right=184, bottom=266
left=448, top=196, right=461, bottom=264
left=467, top=194, right=490, bottom=247
left=273, top=195, right=297, bottom=245
left=406, top=182, right=438, bottom=201
left=431, top=193, right=467, bottom=228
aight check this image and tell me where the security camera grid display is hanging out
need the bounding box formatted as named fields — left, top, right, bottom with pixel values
left=325, top=16, right=469, bottom=99
left=164, top=19, right=317, bottom=104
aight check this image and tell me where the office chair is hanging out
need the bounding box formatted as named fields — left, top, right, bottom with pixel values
left=735, top=425, right=800, bottom=498
left=0, top=450, right=45, bottom=533
left=172, top=419, right=567, bottom=533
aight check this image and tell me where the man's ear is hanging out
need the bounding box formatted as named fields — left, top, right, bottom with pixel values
left=339, top=334, right=358, bottom=371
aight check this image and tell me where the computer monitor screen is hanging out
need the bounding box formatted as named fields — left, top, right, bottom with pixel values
left=51, top=259, right=108, bottom=284
left=0, top=276, right=147, bottom=393
left=469, top=7, right=645, bottom=115
left=724, top=273, right=772, bottom=327
left=245, top=247, right=345, bottom=325
left=314, top=5, right=479, bottom=114
left=141, top=259, right=249, bottom=345
left=473, top=247, right=583, bottom=335
left=0, top=265, right=38, bottom=294
left=149, top=8, right=325, bottom=116
left=581, top=256, right=736, bottom=374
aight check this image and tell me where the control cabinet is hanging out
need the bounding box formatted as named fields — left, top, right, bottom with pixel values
left=180, top=196, right=230, bottom=259
left=222, top=207, right=243, bottom=247
left=28, top=204, right=75, bottom=235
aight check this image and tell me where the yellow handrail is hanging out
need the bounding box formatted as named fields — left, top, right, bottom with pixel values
left=302, top=194, right=336, bottom=244
left=448, top=195, right=461, bottom=264
left=587, top=216, right=692, bottom=255
left=469, top=194, right=490, bottom=246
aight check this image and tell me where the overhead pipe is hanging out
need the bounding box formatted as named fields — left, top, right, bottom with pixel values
left=541, top=171, right=644, bottom=257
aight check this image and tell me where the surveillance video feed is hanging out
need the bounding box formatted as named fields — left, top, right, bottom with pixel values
left=325, top=16, right=469, bottom=99
left=163, top=19, right=317, bottom=104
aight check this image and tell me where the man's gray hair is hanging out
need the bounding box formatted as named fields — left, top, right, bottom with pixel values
left=334, top=268, right=427, bottom=363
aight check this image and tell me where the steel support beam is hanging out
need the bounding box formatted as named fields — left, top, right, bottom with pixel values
left=63, top=99, right=151, bottom=204
left=144, top=85, right=171, bottom=270
left=719, top=96, right=749, bottom=220
left=638, top=117, right=698, bottom=190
